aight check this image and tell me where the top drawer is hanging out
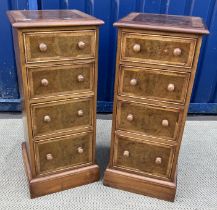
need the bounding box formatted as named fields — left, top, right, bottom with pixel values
left=121, top=32, right=197, bottom=68
left=24, top=30, right=96, bottom=63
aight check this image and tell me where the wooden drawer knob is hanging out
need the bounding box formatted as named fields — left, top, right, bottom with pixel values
left=77, top=147, right=84, bottom=154
left=39, top=43, right=47, bottom=52
left=77, top=74, right=84, bottom=82
left=123, top=150, right=130, bottom=157
left=46, top=154, right=53, bottom=160
left=41, top=78, right=49, bottom=86
left=162, top=119, right=169, bottom=127
left=130, top=78, right=137, bottom=86
left=155, top=157, right=162, bottom=165
left=127, top=114, right=134, bottom=121
left=77, top=110, right=84, bottom=117
left=133, top=44, right=141, bottom=53
left=167, top=83, right=175, bottom=92
left=43, top=115, right=51, bottom=123
left=173, top=48, right=182, bottom=56
left=78, top=41, right=86, bottom=49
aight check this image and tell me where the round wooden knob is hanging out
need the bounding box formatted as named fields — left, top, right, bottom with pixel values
left=39, top=43, right=47, bottom=52
left=155, top=157, right=162, bottom=165
left=46, top=154, right=53, bottom=160
left=167, top=83, right=175, bottom=92
left=127, top=114, right=134, bottom=122
left=78, top=41, right=86, bottom=49
left=130, top=78, right=137, bottom=86
left=77, top=147, right=84, bottom=154
left=162, top=119, right=169, bottom=127
left=43, top=115, right=51, bottom=123
left=41, top=78, right=49, bottom=86
left=123, top=150, right=130, bottom=157
left=173, top=48, right=182, bottom=56
left=77, top=110, right=84, bottom=117
left=77, top=75, right=84, bottom=82
left=133, top=44, right=141, bottom=53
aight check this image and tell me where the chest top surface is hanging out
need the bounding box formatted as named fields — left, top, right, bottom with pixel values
left=114, top=12, right=209, bottom=34
left=7, top=10, right=104, bottom=28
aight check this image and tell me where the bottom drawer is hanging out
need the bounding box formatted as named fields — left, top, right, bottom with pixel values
left=113, top=134, right=175, bottom=179
left=35, top=132, right=93, bottom=175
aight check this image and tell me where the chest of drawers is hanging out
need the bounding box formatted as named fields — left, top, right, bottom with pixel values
left=103, top=13, right=208, bottom=201
left=8, top=10, right=103, bottom=198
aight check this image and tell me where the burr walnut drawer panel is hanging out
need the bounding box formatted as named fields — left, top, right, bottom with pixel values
left=28, top=63, right=94, bottom=99
left=35, top=132, right=93, bottom=174
left=116, top=100, right=182, bottom=140
left=121, top=32, right=197, bottom=68
left=31, top=97, right=93, bottom=139
left=24, top=30, right=96, bottom=63
left=113, top=134, right=175, bottom=179
left=119, top=66, right=190, bottom=103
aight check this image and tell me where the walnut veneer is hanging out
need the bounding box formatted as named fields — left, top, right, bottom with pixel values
left=8, top=10, right=103, bottom=198
left=103, top=13, right=208, bottom=201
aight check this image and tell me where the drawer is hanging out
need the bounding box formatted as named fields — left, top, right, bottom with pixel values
left=121, top=32, right=197, bottom=68
left=116, top=100, right=182, bottom=140
left=24, top=30, right=96, bottom=63
left=119, top=66, right=190, bottom=103
left=28, top=63, right=94, bottom=99
left=35, top=132, right=93, bottom=174
left=31, top=97, right=93, bottom=138
left=113, top=134, right=175, bottom=179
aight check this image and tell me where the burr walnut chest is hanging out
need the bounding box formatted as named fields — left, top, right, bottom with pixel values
left=103, top=13, right=208, bottom=201
left=8, top=10, right=103, bottom=198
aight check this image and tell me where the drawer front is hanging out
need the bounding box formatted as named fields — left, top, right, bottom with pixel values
left=116, top=101, right=181, bottom=140
left=28, top=63, right=94, bottom=99
left=35, top=132, right=93, bottom=174
left=121, top=32, right=196, bottom=68
left=113, top=135, right=174, bottom=179
left=24, top=30, right=96, bottom=63
left=31, top=97, right=93, bottom=138
left=119, top=66, right=190, bottom=103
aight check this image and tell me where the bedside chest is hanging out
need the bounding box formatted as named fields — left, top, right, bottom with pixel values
left=8, top=10, right=103, bottom=198
left=104, top=13, right=208, bottom=201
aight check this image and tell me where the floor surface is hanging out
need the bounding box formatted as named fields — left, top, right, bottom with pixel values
left=0, top=117, right=216, bottom=209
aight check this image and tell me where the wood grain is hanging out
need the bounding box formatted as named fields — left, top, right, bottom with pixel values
left=121, top=31, right=197, bottom=68
left=114, top=12, right=209, bottom=34
left=116, top=100, right=182, bottom=140
left=24, top=30, right=96, bottom=63
left=119, top=65, right=190, bottom=104
left=104, top=12, right=208, bottom=201
left=113, top=134, right=175, bottom=180
left=8, top=10, right=103, bottom=198
left=28, top=62, right=94, bottom=99
left=104, top=168, right=176, bottom=202
left=7, top=10, right=104, bottom=28
left=22, top=142, right=99, bottom=199
left=35, top=132, right=93, bottom=175
left=31, top=97, right=93, bottom=139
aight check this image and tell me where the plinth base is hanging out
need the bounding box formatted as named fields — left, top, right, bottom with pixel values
left=103, top=168, right=176, bottom=202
